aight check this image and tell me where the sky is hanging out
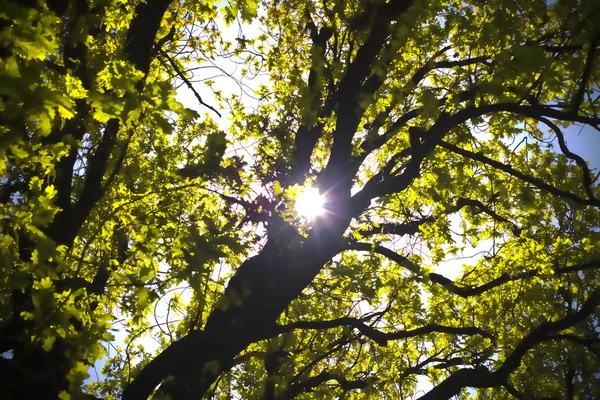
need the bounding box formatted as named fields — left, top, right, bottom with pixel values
left=564, top=124, right=600, bottom=170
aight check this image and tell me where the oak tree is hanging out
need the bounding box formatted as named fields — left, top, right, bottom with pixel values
left=1, top=0, right=600, bottom=399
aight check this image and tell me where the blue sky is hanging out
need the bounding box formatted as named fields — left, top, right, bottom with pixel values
left=564, top=124, right=600, bottom=170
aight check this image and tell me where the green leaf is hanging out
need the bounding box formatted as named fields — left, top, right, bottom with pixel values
left=9, top=144, right=28, bottom=159
left=42, top=335, right=56, bottom=351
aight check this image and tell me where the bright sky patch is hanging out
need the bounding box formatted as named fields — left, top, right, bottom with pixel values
left=295, top=187, right=324, bottom=219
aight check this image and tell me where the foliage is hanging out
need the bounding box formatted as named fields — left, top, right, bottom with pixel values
left=1, top=0, right=600, bottom=399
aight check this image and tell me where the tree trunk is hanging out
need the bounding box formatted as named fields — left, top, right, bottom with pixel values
left=123, top=224, right=348, bottom=400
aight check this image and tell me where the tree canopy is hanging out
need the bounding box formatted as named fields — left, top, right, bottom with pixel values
left=1, top=0, right=600, bottom=399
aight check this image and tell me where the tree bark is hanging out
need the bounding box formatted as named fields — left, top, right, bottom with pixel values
left=123, top=225, right=348, bottom=399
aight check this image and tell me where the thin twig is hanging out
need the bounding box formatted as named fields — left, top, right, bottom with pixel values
left=159, top=50, right=222, bottom=118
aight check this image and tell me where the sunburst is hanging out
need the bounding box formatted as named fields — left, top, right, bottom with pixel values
left=295, top=187, right=325, bottom=220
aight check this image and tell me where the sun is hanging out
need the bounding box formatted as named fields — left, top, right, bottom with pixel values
left=295, top=187, right=325, bottom=219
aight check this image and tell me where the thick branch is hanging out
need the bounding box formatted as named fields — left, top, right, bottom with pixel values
left=571, top=33, right=600, bottom=114
left=357, top=87, right=478, bottom=164
left=418, top=287, right=600, bottom=399
left=274, top=317, right=494, bottom=347
left=281, top=371, right=372, bottom=399
left=289, top=24, right=336, bottom=185
left=124, top=234, right=347, bottom=400
left=467, top=103, right=600, bottom=128
left=410, top=50, right=490, bottom=89
left=321, top=1, right=416, bottom=200
left=45, top=0, right=94, bottom=223
left=335, top=1, right=415, bottom=107
left=431, top=260, right=600, bottom=297
left=3, top=2, right=174, bottom=399
left=353, top=106, right=483, bottom=206
left=48, top=0, right=174, bottom=246
left=495, top=288, right=600, bottom=380
left=381, top=101, right=600, bottom=198
left=348, top=240, right=600, bottom=297
left=360, top=109, right=420, bottom=155
left=123, top=0, right=173, bottom=76
left=440, top=140, right=600, bottom=207
left=359, top=217, right=434, bottom=238
left=289, top=125, right=323, bottom=185
left=348, top=241, right=422, bottom=276
left=537, top=116, right=596, bottom=200
left=351, top=101, right=600, bottom=209
left=359, top=196, right=518, bottom=239
left=451, top=198, right=522, bottom=235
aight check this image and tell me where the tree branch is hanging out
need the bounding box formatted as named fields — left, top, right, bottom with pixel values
left=440, top=140, right=600, bottom=207
left=282, top=371, right=373, bottom=399
left=358, top=217, right=434, bottom=238
left=537, top=116, right=596, bottom=201
left=358, top=196, right=519, bottom=239
left=571, top=32, right=600, bottom=114
left=450, top=198, right=522, bottom=235
left=273, top=316, right=494, bottom=347
left=49, top=0, right=175, bottom=245
left=160, top=50, right=221, bottom=117
left=348, top=240, right=600, bottom=297
left=409, top=50, right=491, bottom=89
left=320, top=0, right=417, bottom=201
left=418, top=287, right=600, bottom=399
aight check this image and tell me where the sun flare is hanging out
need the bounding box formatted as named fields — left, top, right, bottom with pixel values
left=295, top=187, right=325, bottom=219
